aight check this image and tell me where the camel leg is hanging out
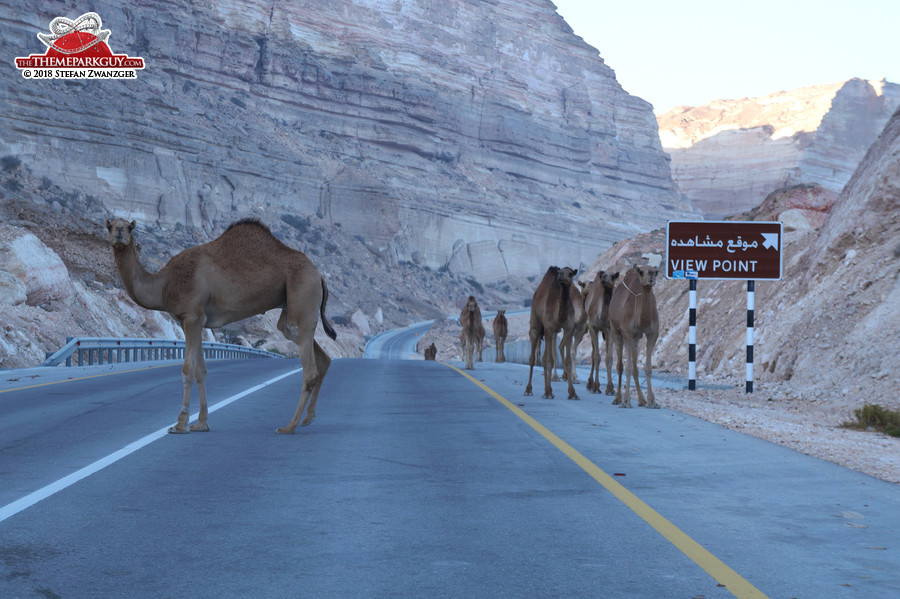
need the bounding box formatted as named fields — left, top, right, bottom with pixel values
left=612, top=330, right=624, bottom=405
left=498, top=338, right=505, bottom=363
left=300, top=341, right=331, bottom=426
left=552, top=335, right=563, bottom=382
left=587, top=328, right=598, bottom=393
left=277, top=335, right=320, bottom=434
left=604, top=332, right=615, bottom=396
left=632, top=337, right=647, bottom=407
left=542, top=332, right=556, bottom=399
left=190, top=350, right=210, bottom=432
left=171, top=315, right=204, bottom=434
left=564, top=331, right=579, bottom=400
left=620, top=337, right=636, bottom=408
left=644, top=332, right=659, bottom=409
left=524, top=328, right=540, bottom=396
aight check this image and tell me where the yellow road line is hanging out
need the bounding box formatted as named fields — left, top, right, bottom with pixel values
left=0, top=363, right=181, bottom=395
left=443, top=361, right=768, bottom=599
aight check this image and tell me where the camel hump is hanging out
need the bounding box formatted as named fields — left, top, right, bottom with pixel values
left=320, top=277, right=337, bottom=340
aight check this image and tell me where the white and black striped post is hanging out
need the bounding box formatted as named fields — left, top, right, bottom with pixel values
left=746, top=280, right=755, bottom=393
left=688, top=279, right=697, bottom=390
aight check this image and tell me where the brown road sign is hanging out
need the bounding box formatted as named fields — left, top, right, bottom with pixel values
left=666, top=221, right=783, bottom=280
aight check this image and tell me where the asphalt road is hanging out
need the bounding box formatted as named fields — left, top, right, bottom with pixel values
left=1, top=358, right=898, bottom=598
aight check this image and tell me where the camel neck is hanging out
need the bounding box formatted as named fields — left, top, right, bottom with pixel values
left=114, top=244, right=168, bottom=311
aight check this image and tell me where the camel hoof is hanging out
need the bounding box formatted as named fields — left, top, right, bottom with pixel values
left=568, top=395, right=580, bottom=401
left=605, top=387, right=615, bottom=396
left=276, top=426, right=297, bottom=434
left=301, top=416, right=315, bottom=427
left=524, top=388, right=533, bottom=396
left=618, top=402, right=632, bottom=409
left=542, top=393, right=554, bottom=399
left=168, top=425, right=189, bottom=434
left=190, top=422, right=210, bottom=432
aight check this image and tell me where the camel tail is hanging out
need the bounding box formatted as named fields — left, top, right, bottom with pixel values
left=320, top=277, right=337, bottom=340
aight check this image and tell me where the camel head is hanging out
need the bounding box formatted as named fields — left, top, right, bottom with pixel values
left=633, top=265, right=658, bottom=288
left=496, top=309, right=506, bottom=317
left=556, top=267, right=577, bottom=285
left=106, top=218, right=136, bottom=249
left=465, top=295, right=478, bottom=312
left=600, top=270, right=620, bottom=289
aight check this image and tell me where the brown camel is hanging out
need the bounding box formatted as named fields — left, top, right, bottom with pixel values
left=459, top=295, right=482, bottom=369
left=492, top=310, right=508, bottom=363
left=608, top=265, right=659, bottom=408
left=556, top=282, right=587, bottom=383
left=424, top=343, right=437, bottom=360
left=106, top=218, right=336, bottom=433
left=524, top=266, right=579, bottom=400
left=583, top=271, right=620, bottom=395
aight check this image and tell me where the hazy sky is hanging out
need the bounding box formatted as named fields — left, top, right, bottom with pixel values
left=552, top=0, right=900, bottom=114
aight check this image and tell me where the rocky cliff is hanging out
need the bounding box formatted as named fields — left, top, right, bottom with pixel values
left=582, top=106, right=900, bottom=406
left=1, top=0, right=692, bottom=286
left=658, top=79, right=900, bottom=218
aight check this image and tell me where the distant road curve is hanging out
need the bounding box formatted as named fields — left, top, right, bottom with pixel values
left=364, top=310, right=529, bottom=360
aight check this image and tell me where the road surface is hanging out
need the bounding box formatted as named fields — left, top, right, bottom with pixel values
left=1, top=358, right=898, bottom=598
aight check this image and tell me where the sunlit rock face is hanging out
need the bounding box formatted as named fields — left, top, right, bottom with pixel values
left=1, top=0, right=694, bottom=283
left=658, top=79, right=900, bottom=218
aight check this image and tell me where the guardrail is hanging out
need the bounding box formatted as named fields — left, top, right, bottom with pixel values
left=42, top=337, right=283, bottom=367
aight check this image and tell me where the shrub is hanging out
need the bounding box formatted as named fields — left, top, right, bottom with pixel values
left=842, top=403, right=900, bottom=437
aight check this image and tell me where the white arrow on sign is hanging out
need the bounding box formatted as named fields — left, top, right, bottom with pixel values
left=761, top=232, right=779, bottom=250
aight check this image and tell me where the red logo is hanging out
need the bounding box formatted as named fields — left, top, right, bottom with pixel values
left=14, top=12, right=145, bottom=79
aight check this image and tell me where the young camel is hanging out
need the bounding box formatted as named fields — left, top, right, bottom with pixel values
left=106, top=218, right=337, bottom=433
left=459, top=295, right=482, bottom=369
left=608, top=265, right=659, bottom=408
left=524, top=266, right=579, bottom=400
left=492, top=310, right=508, bottom=363
left=583, top=271, right=620, bottom=395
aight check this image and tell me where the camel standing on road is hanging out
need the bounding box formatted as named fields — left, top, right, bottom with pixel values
left=524, top=266, right=579, bottom=400
left=424, top=343, right=437, bottom=360
left=608, top=265, right=659, bottom=408
left=492, top=310, right=508, bottom=363
left=583, top=271, right=620, bottom=395
left=106, top=218, right=336, bottom=433
left=556, top=283, right=587, bottom=384
left=459, top=295, right=482, bottom=369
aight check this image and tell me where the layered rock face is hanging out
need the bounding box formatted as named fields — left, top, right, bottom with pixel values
left=658, top=79, right=900, bottom=218
left=0, top=0, right=692, bottom=284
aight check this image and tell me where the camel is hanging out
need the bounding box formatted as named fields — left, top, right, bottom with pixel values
left=524, top=266, right=579, bottom=400
left=424, top=343, right=437, bottom=360
left=583, top=271, right=620, bottom=395
left=555, top=282, right=587, bottom=383
left=608, top=265, right=659, bottom=408
left=459, top=295, right=482, bottom=369
left=105, top=217, right=336, bottom=434
left=492, top=310, right=508, bottom=363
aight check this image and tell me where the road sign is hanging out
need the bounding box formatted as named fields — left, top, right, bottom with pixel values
left=666, top=221, right=783, bottom=280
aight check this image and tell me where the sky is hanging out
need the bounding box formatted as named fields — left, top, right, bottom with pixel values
left=552, top=0, right=900, bottom=114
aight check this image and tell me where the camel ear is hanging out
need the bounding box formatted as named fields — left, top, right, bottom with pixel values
left=128, top=220, right=136, bottom=232
left=105, top=219, right=112, bottom=231
left=612, top=272, right=620, bottom=281
left=572, top=269, right=578, bottom=277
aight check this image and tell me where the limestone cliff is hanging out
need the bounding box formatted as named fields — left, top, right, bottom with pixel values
left=658, top=79, right=900, bottom=218
left=0, top=0, right=693, bottom=286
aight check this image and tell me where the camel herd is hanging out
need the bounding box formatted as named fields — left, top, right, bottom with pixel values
left=106, top=216, right=660, bottom=434
left=461, top=264, right=660, bottom=409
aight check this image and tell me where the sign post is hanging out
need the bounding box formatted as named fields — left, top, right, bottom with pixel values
left=666, top=221, right=782, bottom=392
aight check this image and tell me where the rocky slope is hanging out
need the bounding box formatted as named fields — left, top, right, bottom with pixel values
left=658, top=79, right=900, bottom=218
left=1, top=0, right=693, bottom=286
left=582, top=106, right=900, bottom=419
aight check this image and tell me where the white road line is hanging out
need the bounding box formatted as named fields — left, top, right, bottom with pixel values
left=0, top=368, right=301, bottom=524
